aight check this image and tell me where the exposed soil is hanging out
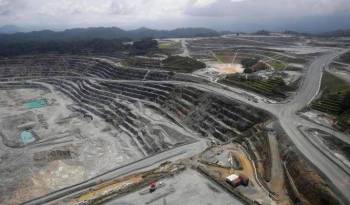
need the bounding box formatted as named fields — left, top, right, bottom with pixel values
left=276, top=124, right=342, bottom=205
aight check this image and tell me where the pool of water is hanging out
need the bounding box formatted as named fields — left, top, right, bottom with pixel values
left=20, top=131, right=35, bottom=144
left=24, top=99, right=47, bottom=109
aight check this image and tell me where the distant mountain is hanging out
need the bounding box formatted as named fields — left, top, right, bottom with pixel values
left=283, top=30, right=311, bottom=36
left=0, top=25, right=22, bottom=34
left=0, top=27, right=219, bottom=43
left=0, top=27, right=128, bottom=43
left=253, top=30, right=271, bottom=35
left=130, top=27, right=219, bottom=38
left=319, top=29, right=350, bottom=37
left=282, top=29, right=350, bottom=37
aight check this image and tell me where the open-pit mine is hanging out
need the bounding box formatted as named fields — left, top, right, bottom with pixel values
left=0, top=33, right=349, bottom=205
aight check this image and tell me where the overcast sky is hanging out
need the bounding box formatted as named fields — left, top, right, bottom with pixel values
left=1, top=0, right=350, bottom=32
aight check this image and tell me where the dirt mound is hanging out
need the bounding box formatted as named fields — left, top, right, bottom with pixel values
left=286, top=152, right=341, bottom=205
left=212, top=63, right=244, bottom=74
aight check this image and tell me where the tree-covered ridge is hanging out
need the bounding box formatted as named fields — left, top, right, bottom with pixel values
left=0, top=27, right=219, bottom=43
left=0, top=38, right=161, bottom=57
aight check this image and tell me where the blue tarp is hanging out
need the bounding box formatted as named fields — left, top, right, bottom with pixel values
left=24, top=99, right=47, bottom=109
left=21, top=131, right=35, bottom=144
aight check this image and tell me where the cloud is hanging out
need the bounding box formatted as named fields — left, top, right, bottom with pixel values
left=185, top=0, right=350, bottom=19
left=0, top=0, right=22, bottom=16
left=0, top=0, right=349, bottom=31
left=109, top=0, right=190, bottom=17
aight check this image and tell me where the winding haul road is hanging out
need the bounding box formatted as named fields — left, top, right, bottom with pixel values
left=202, top=51, right=350, bottom=203
left=176, top=50, right=350, bottom=202
left=274, top=51, right=350, bottom=203
left=154, top=50, right=350, bottom=203
left=22, top=50, right=350, bottom=204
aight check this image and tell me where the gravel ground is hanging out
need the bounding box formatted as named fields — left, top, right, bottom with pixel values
left=106, top=169, right=244, bottom=205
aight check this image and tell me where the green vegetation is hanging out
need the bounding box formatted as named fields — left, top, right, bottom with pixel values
left=158, top=41, right=182, bottom=55
left=240, top=57, right=269, bottom=73
left=162, top=56, right=206, bottom=72
left=221, top=76, right=293, bottom=98
left=285, top=66, right=303, bottom=71
left=243, top=68, right=253, bottom=74
left=124, top=55, right=206, bottom=73
left=213, top=54, right=225, bottom=63
left=129, top=38, right=158, bottom=55
left=337, top=111, right=350, bottom=131
left=0, top=27, right=220, bottom=57
left=262, top=52, right=307, bottom=64
left=268, top=59, right=286, bottom=70
left=320, top=131, right=350, bottom=160
left=241, top=57, right=259, bottom=69
left=0, top=27, right=219, bottom=43
left=251, top=62, right=269, bottom=72
left=277, top=56, right=307, bottom=64
left=0, top=39, right=128, bottom=57
left=158, top=41, right=179, bottom=49
left=0, top=37, right=159, bottom=57
left=311, top=72, right=350, bottom=130
left=285, top=151, right=342, bottom=205
left=256, top=50, right=307, bottom=65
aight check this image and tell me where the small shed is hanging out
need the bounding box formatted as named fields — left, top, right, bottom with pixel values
left=226, top=174, right=241, bottom=187
left=226, top=174, right=250, bottom=187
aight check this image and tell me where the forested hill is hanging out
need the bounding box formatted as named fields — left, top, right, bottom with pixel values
left=319, top=29, right=350, bottom=37
left=0, top=27, right=219, bottom=43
